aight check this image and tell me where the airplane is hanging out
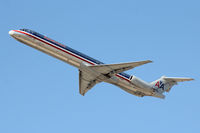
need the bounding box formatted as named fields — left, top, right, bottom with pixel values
left=9, top=29, right=194, bottom=99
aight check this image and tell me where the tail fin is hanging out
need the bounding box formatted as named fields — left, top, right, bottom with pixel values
left=151, top=76, right=194, bottom=93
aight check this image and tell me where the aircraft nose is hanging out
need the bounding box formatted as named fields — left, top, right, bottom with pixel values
left=9, top=30, right=15, bottom=36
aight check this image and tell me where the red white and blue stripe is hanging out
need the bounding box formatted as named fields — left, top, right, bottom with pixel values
left=14, top=29, right=131, bottom=82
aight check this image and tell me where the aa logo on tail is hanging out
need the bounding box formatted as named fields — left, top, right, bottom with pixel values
left=155, top=81, right=165, bottom=90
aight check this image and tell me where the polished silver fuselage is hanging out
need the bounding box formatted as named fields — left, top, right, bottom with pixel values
left=9, top=30, right=156, bottom=97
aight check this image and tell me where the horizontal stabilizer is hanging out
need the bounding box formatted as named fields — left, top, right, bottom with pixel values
left=163, top=77, right=194, bottom=82
left=89, top=60, right=152, bottom=77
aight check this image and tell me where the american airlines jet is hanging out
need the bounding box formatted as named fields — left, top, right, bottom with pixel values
left=9, top=29, right=193, bottom=99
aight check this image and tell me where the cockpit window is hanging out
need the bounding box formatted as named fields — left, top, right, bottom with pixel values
left=20, top=29, right=31, bottom=32
left=20, top=29, right=34, bottom=33
left=20, top=29, right=44, bottom=38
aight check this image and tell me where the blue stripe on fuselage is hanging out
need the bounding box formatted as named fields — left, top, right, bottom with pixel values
left=20, top=29, right=131, bottom=80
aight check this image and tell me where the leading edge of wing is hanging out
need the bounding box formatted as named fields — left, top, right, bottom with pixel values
left=92, top=60, right=152, bottom=68
left=89, top=60, right=152, bottom=76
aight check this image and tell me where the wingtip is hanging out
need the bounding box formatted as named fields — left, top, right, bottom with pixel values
left=188, top=78, right=195, bottom=81
left=136, top=60, right=153, bottom=66
left=144, top=60, right=153, bottom=64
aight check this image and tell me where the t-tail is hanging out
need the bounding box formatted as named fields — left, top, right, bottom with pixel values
left=151, top=76, right=194, bottom=99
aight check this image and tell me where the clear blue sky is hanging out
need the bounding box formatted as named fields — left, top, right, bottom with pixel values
left=0, top=0, right=200, bottom=133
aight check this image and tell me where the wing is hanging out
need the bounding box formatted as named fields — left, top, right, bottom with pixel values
left=89, top=60, right=152, bottom=77
left=79, top=60, right=152, bottom=96
left=79, top=70, right=100, bottom=96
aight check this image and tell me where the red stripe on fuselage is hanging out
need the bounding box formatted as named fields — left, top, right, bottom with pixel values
left=14, top=30, right=94, bottom=65
left=14, top=30, right=131, bottom=83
